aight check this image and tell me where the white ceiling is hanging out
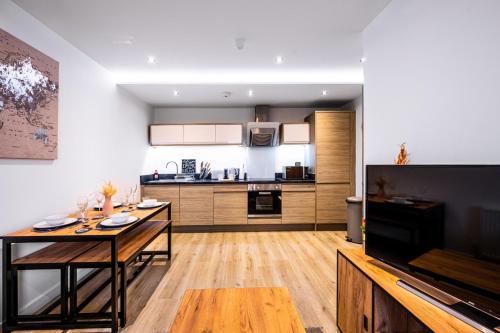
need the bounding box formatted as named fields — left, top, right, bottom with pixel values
left=14, top=0, right=389, bottom=106
left=120, top=83, right=362, bottom=107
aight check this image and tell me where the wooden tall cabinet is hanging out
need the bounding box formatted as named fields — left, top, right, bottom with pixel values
left=306, top=111, right=355, bottom=224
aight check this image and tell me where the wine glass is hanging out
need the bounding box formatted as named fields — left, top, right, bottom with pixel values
left=93, top=192, right=104, bottom=219
left=77, top=195, right=90, bottom=221
left=131, top=185, right=138, bottom=206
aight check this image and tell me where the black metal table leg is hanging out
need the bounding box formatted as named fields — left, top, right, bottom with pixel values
left=111, top=238, right=118, bottom=333
left=61, top=266, right=68, bottom=320
left=167, top=222, right=172, bottom=260
left=3, top=239, right=13, bottom=333
left=69, top=265, right=78, bottom=320
left=120, top=264, right=127, bottom=327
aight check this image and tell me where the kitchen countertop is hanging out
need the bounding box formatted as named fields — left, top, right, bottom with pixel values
left=140, top=174, right=315, bottom=185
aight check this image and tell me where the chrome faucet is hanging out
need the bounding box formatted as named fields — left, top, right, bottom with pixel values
left=165, top=161, right=179, bottom=175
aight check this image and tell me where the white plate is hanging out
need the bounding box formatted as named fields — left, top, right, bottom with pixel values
left=94, top=202, right=122, bottom=209
left=33, top=218, right=78, bottom=229
left=137, top=201, right=166, bottom=209
left=100, top=216, right=139, bottom=227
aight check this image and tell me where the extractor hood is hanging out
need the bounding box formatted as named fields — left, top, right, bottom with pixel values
left=246, top=106, right=280, bottom=147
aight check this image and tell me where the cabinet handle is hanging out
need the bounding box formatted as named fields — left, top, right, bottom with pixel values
left=363, top=315, right=368, bottom=331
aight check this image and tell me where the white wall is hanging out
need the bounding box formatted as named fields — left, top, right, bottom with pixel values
left=0, top=0, right=151, bottom=317
left=363, top=0, right=500, bottom=164
left=154, top=107, right=254, bottom=124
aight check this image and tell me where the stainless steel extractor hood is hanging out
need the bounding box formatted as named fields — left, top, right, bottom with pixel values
left=246, top=106, right=280, bottom=147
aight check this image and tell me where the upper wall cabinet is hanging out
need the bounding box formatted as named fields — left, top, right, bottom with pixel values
left=150, top=125, right=184, bottom=145
left=183, top=125, right=216, bottom=144
left=149, top=124, right=242, bottom=146
left=280, top=123, right=310, bottom=144
left=215, top=124, right=243, bottom=144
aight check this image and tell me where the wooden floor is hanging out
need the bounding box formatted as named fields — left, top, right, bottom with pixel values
left=20, top=231, right=358, bottom=333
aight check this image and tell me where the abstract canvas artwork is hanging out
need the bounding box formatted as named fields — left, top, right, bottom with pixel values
left=0, top=28, right=59, bottom=159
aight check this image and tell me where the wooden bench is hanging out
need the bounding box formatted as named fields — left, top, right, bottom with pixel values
left=69, top=220, right=171, bottom=327
left=11, top=241, right=101, bottom=320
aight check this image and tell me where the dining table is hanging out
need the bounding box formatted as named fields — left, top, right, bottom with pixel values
left=1, top=201, right=172, bottom=333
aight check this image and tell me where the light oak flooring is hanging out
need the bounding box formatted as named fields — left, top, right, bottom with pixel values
left=20, top=231, right=359, bottom=333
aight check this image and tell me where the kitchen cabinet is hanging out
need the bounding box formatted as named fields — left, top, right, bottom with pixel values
left=280, top=123, right=310, bottom=144
left=306, top=111, right=355, bottom=225
left=213, top=185, right=247, bottom=225
left=316, top=183, right=350, bottom=224
left=215, top=124, right=243, bottom=144
left=315, top=112, right=353, bottom=184
left=141, top=185, right=180, bottom=225
left=149, top=125, right=184, bottom=145
left=282, top=184, right=315, bottom=224
left=180, top=185, right=214, bottom=225
left=183, top=125, right=216, bottom=144
left=337, top=254, right=373, bottom=333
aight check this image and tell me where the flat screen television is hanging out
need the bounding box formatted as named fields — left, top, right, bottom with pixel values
left=366, top=165, right=500, bottom=330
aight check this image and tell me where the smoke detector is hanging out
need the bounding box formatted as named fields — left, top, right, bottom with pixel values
left=222, top=91, right=232, bottom=98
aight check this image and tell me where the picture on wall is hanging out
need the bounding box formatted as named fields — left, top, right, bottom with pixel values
left=0, top=28, right=59, bottom=159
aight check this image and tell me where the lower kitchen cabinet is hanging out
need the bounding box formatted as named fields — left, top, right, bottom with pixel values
left=141, top=185, right=180, bottom=225
left=282, top=185, right=315, bottom=224
left=180, top=185, right=214, bottom=225
left=214, top=185, right=247, bottom=225
left=316, top=183, right=350, bottom=223
left=337, top=254, right=373, bottom=333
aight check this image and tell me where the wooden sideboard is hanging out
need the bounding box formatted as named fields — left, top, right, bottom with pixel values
left=337, top=248, right=482, bottom=333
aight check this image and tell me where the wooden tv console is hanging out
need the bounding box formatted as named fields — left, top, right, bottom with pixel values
left=336, top=248, right=483, bottom=333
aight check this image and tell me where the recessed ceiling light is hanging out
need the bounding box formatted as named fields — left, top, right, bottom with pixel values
left=248, top=90, right=253, bottom=97
left=173, top=90, right=179, bottom=96
left=146, top=56, right=157, bottom=64
left=275, top=56, right=283, bottom=64
left=322, top=90, right=327, bottom=96
left=360, top=57, right=367, bottom=63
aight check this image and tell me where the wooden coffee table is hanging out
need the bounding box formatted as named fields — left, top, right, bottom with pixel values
left=170, top=287, right=306, bottom=333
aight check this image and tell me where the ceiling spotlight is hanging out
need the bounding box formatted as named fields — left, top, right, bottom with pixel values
left=146, top=55, right=157, bottom=64
left=173, top=90, right=179, bottom=96
left=248, top=90, right=254, bottom=97
left=360, top=57, right=367, bottom=63
left=275, top=56, right=283, bottom=64
left=322, top=90, right=327, bottom=96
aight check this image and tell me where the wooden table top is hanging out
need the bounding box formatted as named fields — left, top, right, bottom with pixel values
left=169, top=287, right=306, bottom=333
left=2, top=203, right=170, bottom=240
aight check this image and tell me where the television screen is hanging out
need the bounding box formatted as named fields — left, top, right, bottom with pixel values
left=365, top=165, right=500, bottom=320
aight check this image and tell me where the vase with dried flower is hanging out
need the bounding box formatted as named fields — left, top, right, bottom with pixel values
left=395, top=142, right=410, bottom=165
left=101, top=181, right=117, bottom=217
left=361, top=218, right=367, bottom=251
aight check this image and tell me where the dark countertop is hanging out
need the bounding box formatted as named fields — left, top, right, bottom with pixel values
left=140, top=174, right=315, bottom=185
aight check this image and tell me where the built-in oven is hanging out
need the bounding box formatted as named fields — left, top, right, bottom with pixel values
left=247, top=183, right=282, bottom=217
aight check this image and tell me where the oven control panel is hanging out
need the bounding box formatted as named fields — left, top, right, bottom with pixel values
left=247, top=183, right=282, bottom=191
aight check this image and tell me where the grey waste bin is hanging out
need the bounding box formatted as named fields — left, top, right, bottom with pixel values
left=345, top=196, right=363, bottom=244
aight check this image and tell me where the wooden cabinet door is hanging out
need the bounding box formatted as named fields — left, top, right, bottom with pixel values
left=316, top=183, right=350, bottom=224
left=180, top=186, right=213, bottom=225
left=315, top=112, right=353, bottom=184
left=150, top=125, right=184, bottom=145
left=282, top=191, right=315, bottom=224
left=183, top=125, right=216, bottom=144
left=215, top=124, right=243, bottom=144
left=338, top=254, right=373, bottom=333
left=214, top=192, right=247, bottom=225
left=141, top=185, right=180, bottom=225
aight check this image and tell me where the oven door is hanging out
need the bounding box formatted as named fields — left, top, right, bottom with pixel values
left=248, top=190, right=282, bottom=217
